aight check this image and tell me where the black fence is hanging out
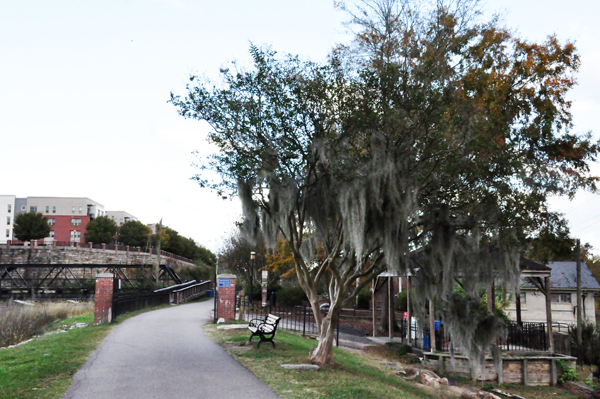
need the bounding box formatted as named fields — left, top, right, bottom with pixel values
left=112, top=290, right=170, bottom=320
left=241, top=300, right=339, bottom=346
left=501, top=321, right=548, bottom=351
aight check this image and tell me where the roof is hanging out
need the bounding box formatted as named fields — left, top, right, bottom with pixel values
left=523, top=261, right=600, bottom=291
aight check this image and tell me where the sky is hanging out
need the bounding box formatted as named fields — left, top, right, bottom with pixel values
left=1, top=0, right=599, bottom=254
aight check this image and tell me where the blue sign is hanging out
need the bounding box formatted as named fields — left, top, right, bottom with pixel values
left=218, top=279, right=231, bottom=287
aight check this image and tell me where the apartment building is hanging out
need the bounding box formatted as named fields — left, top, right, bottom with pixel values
left=106, top=211, right=138, bottom=226
left=0, top=195, right=16, bottom=244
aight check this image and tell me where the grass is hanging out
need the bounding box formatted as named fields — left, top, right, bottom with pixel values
left=0, top=301, right=94, bottom=347
left=0, top=303, right=172, bottom=399
left=205, top=324, right=446, bottom=399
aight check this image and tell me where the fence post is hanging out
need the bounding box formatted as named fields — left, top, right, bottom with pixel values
left=336, top=315, right=339, bottom=347
left=303, top=302, right=306, bottom=336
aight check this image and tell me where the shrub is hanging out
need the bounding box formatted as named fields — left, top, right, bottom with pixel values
left=277, top=286, right=307, bottom=306
left=395, top=291, right=407, bottom=311
left=356, top=289, right=371, bottom=310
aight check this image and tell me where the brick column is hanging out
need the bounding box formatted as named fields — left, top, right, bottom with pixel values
left=94, top=273, right=114, bottom=324
left=7, top=240, right=10, bottom=249
left=217, top=274, right=236, bottom=322
left=89, top=242, right=93, bottom=249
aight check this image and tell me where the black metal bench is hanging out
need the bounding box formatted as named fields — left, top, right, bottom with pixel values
left=247, top=314, right=281, bottom=348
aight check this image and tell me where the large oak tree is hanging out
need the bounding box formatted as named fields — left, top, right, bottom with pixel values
left=172, top=0, right=598, bottom=365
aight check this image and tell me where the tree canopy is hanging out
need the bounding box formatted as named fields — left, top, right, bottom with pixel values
left=118, top=220, right=151, bottom=248
left=171, top=0, right=599, bottom=365
left=84, top=216, right=118, bottom=244
left=13, top=212, right=51, bottom=242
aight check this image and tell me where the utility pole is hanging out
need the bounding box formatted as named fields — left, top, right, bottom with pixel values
left=577, top=239, right=582, bottom=363
left=154, top=219, right=162, bottom=286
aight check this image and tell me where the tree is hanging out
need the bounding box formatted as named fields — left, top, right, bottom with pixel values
left=219, top=229, right=265, bottom=292
left=172, top=0, right=598, bottom=365
left=118, top=220, right=151, bottom=248
left=13, top=212, right=50, bottom=242
left=84, top=216, right=118, bottom=244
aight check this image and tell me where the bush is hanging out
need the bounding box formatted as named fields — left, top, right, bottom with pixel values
left=384, top=342, right=411, bottom=356
left=395, top=291, right=407, bottom=311
left=356, top=289, right=371, bottom=310
left=277, top=286, right=307, bottom=306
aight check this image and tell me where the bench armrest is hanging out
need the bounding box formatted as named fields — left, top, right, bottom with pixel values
left=248, top=318, right=263, bottom=328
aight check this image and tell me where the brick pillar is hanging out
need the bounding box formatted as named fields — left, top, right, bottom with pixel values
left=102, top=243, right=106, bottom=251
left=94, top=273, right=114, bottom=324
left=126, top=245, right=130, bottom=253
left=75, top=242, right=79, bottom=249
left=137, top=247, right=141, bottom=254
left=7, top=240, right=10, bottom=249
left=89, top=242, right=93, bottom=249
left=217, top=274, right=236, bottom=322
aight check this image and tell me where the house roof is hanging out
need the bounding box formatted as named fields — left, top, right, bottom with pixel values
left=523, top=261, right=600, bottom=290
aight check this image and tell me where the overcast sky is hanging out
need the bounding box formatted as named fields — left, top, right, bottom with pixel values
left=1, top=0, right=599, bottom=254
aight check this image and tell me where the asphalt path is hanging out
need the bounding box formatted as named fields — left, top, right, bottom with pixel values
left=64, top=301, right=280, bottom=399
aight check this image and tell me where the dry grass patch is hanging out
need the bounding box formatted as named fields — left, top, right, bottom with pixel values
left=0, top=301, right=93, bottom=347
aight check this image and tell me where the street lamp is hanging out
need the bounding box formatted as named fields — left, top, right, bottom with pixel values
left=250, top=251, right=256, bottom=306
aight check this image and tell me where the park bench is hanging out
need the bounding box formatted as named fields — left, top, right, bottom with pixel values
left=247, top=314, right=281, bottom=348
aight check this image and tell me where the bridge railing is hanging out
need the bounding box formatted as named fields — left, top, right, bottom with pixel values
left=6, top=240, right=195, bottom=265
left=172, top=281, right=212, bottom=304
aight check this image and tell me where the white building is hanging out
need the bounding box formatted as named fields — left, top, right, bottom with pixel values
left=25, top=197, right=105, bottom=218
left=506, top=261, right=600, bottom=326
left=106, top=211, right=138, bottom=226
left=0, top=195, right=16, bottom=244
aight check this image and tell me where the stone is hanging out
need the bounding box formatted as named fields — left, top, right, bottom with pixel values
left=217, top=318, right=225, bottom=324
left=280, top=364, right=320, bottom=371
left=73, top=323, right=88, bottom=329
left=439, top=377, right=449, bottom=385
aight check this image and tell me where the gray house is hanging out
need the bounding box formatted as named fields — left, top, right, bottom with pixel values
left=506, top=261, right=600, bottom=326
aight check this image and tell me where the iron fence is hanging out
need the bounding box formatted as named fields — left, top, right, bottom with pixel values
left=112, top=290, right=170, bottom=320
left=242, top=300, right=339, bottom=346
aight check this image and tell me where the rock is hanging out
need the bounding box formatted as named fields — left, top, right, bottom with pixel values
left=439, top=378, right=449, bottom=385
left=280, top=364, right=320, bottom=371
left=14, top=300, right=34, bottom=306
left=216, top=318, right=225, bottom=324
left=72, top=323, right=88, bottom=329
left=564, top=381, right=595, bottom=399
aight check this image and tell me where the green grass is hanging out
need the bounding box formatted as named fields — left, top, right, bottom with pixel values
left=205, top=324, right=444, bottom=399
left=0, top=303, right=172, bottom=399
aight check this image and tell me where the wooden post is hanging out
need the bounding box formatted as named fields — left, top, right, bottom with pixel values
left=407, top=276, right=412, bottom=344
left=429, top=300, right=436, bottom=352
left=372, top=279, right=376, bottom=338
left=545, top=276, right=554, bottom=353
left=516, top=292, right=522, bottom=327
left=497, top=356, right=503, bottom=384
left=577, top=239, right=582, bottom=364
left=388, top=277, right=393, bottom=341
left=522, top=358, right=529, bottom=386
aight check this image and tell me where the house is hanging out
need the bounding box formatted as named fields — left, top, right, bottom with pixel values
left=506, top=261, right=600, bottom=326
left=106, top=211, right=138, bottom=227
left=0, top=195, right=16, bottom=244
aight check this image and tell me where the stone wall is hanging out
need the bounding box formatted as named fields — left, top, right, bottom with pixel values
left=0, top=247, right=193, bottom=267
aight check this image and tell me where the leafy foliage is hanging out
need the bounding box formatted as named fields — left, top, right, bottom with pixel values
left=557, top=359, right=580, bottom=384
left=84, top=216, right=118, bottom=244
left=13, top=212, right=51, bottom=242
left=118, top=220, right=151, bottom=248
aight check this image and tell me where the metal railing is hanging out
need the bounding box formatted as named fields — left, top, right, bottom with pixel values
left=172, top=281, right=211, bottom=304
left=112, top=290, right=170, bottom=320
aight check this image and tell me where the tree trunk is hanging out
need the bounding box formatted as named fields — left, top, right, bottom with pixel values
left=309, top=313, right=337, bottom=365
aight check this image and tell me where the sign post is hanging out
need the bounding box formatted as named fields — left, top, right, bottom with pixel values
left=261, top=270, right=268, bottom=307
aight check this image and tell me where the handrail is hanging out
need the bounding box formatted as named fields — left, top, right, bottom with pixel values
left=172, top=281, right=210, bottom=293
left=153, top=280, right=196, bottom=293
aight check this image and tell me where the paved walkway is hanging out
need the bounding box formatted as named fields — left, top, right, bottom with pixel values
left=64, top=301, right=280, bottom=399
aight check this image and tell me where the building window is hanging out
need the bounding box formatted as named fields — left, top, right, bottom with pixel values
left=71, top=219, right=81, bottom=226
left=46, top=206, right=49, bottom=213
left=47, top=218, right=55, bottom=226
left=30, top=206, right=37, bottom=212
left=7, top=204, right=11, bottom=213
left=551, top=293, right=572, bottom=303
left=6, top=217, right=10, bottom=225
left=72, top=206, right=75, bottom=213
left=79, top=206, right=82, bottom=214
left=70, top=230, right=81, bottom=242
left=52, top=206, right=56, bottom=214
left=21, top=205, right=25, bottom=211
left=49, top=230, right=55, bottom=238
left=6, top=229, right=9, bottom=238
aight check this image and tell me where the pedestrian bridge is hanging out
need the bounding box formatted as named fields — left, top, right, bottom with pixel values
left=0, top=242, right=197, bottom=298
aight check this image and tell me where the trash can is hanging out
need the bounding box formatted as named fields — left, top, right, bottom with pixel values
left=423, top=332, right=430, bottom=350
left=207, top=290, right=214, bottom=297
